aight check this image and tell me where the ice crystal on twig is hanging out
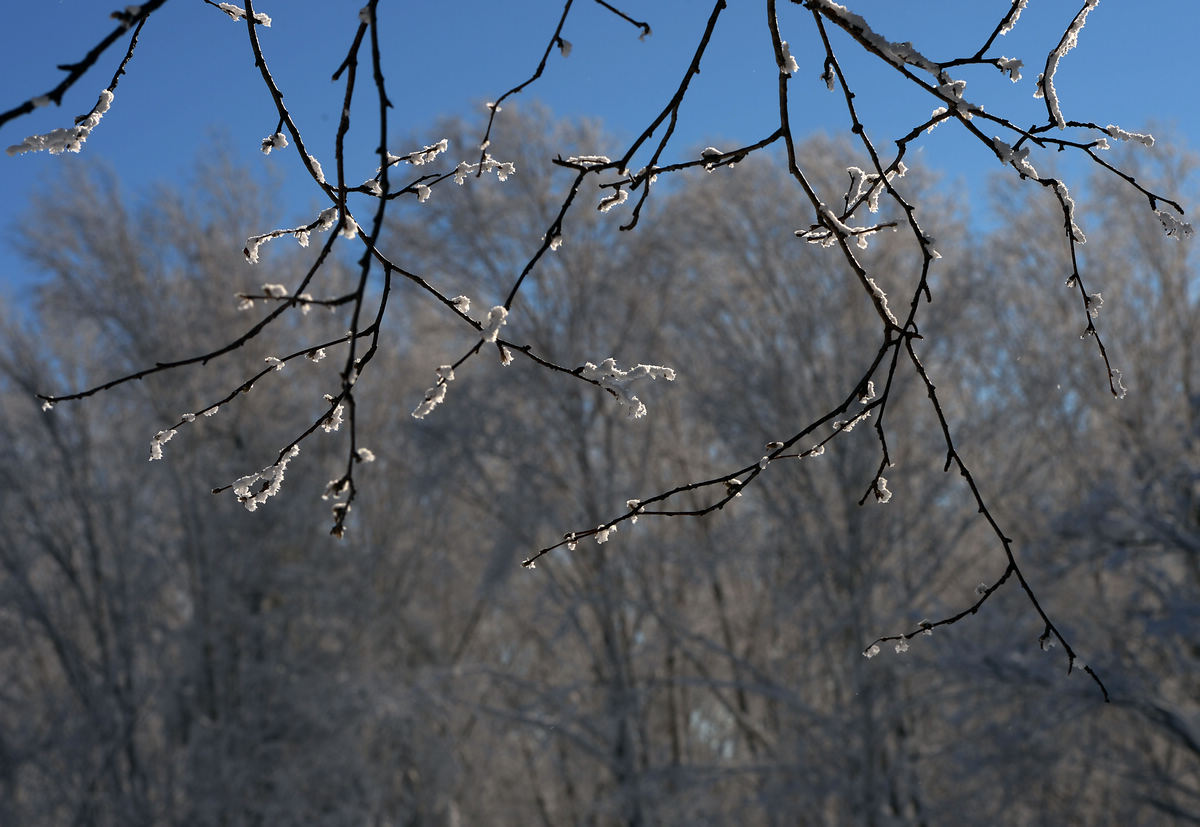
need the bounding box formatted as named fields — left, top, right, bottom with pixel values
left=230, top=446, right=300, bottom=512
left=579, top=358, right=676, bottom=418
left=7, top=89, right=114, bottom=156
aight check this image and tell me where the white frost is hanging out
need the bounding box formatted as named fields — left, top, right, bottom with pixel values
left=1053, top=180, right=1085, bottom=243
left=149, top=428, right=176, bottom=461
left=1156, top=209, right=1193, bottom=240
left=999, top=0, right=1029, bottom=35
left=564, top=154, right=612, bottom=166
left=779, top=40, right=799, bottom=75
left=321, top=399, right=345, bottom=432
left=1105, top=124, right=1154, bottom=147
left=452, top=154, right=515, bottom=184
left=231, top=446, right=300, bottom=512
left=598, top=188, right=628, bottom=212
left=412, top=368, right=453, bottom=419
left=308, top=154, right=326, bottom=183
left=807, top=1, right=937, bottom=74
left=260, top=131, right=288, bottom=154
left=216, top=3, right=271, bottom=26
left=996, top=56, right=1023, bottom=82
left=481, top=306, right=508, bottom=342
left=7, top=89, right=113, bottom=156
left=580, top=357, right=676, bottom=419
left=1038, top=0, right=1100, bottom=128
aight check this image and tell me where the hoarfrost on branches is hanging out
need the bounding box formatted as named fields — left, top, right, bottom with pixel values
left=579, top=358, right=676, bottom=419
left=1054, top=181, right=1086, bottom=243
left=452, top=154, right=515, bottom=184
left=999, top=0, right=1030, bottom=35
left=320, top=397, right=344, bottom=432
left=230, top=445, right=300, bottom=512
left=260, top=131, right=288, bottom=154
left=597, top=188, right=629, bottom=211
left=215, top=3, right=271, bottom=27
left=244, top=208, right=341, bottom=263
left=778, top=40, right=799, bottom=75
left=149, top=428, right=176, bottom=461
left=412, top=367, right=455, bottom=420
left=6, top=89, right=114, bottom=156
left=996, top=57, right=1023, bottom=82
left=390, top=138, right=449, bottom=167
left=1104, top=124, right=1155, bottom=147
left=308, top=154, right=325, bottom=183
left=1155, top=209, right=1194, bottom=240
left=1037, top=0, right=1100, bottom=128
left=481, top=306, right=508, bottom=343
left=874, top=476, right=892, bottom=504
left=564, top=154, right=611, bottom=166
left=1109, top=368, right=1128, bottom=399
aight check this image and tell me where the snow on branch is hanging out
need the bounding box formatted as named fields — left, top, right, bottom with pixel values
left=229, top=446, right=299, bottom=512
left=6, top=89, right=113, bottom=156
left=244, top=206, right=342, bottom=263
left=212, top=1, right=272, bottom=27
left=579, top=358, right=676, bottom=419
left=1036, top=0, right=1100, bottom=128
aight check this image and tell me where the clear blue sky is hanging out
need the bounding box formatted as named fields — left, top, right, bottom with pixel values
left=2, top=0, right=1196, bottom=303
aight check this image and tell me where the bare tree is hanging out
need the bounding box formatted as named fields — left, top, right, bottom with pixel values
left=2, top=0, right=1195, bottom=726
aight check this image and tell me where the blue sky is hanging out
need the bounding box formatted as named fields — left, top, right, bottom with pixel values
left=2, top=0, right=1196, bottom=303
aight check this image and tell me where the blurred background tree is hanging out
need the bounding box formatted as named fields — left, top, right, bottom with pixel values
left=1, top=108, right=1195, bottom=825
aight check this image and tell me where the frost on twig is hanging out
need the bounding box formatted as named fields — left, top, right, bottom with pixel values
left=1155, top=209, right=1194, bottom=240
left=412, top=366, right=455, bottom=420
left=244, top=206, right=340, bottom=263
left=149, top=428, right=176, bottom=461
left=320, top=396, right=344, bottom=432
left=778, top=40, right=799, bottom=76
left=996, top=56, right=1023, bottom=82
left=260, top=131, right=288, bottom=154
left=809, top=0, right=938, bottom=75
left=6, top=90, right=114, bottom=156
left=1104, top=124, right=1154, bottom=147
left=1053, top=181, right=1086, bottom=243
left=797, top=204, right=897, bottom=256
left=229, top=446, right=299, bottom=512
left=381, top=138, right=449, bottom=169
left=480, top=306, right=508, bottom=343
left=844, top=163, right=907, bottom=213
left=452, top=154, right=515, bottom=184
left=214, top=2, right=271, bottom=27
left=579, top=358, right=676, bottom=418
left=1036, top=0, right=1099, bottom=128
left=597, top=188, right=629, bottom=212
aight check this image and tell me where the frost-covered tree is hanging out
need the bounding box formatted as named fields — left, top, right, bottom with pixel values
left=2, top=0, right=1195, bottom=713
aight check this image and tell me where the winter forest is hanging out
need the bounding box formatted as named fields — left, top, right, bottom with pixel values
left=1, top=1, right=1198, bottom=825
